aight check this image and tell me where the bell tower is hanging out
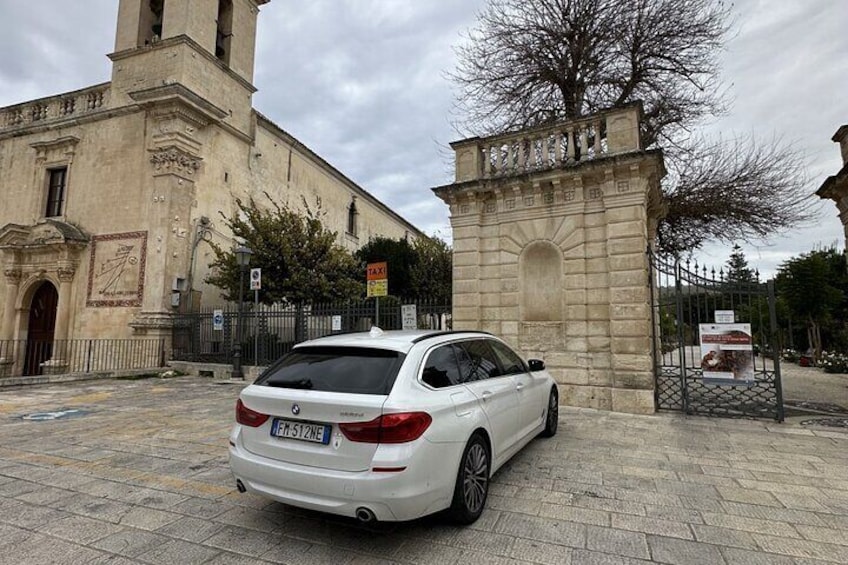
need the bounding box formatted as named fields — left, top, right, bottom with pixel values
left=110, top=0, right=270, bottom=136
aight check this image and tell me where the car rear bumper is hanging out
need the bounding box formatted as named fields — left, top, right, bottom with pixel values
left=228, top=430, right=462, bottom=521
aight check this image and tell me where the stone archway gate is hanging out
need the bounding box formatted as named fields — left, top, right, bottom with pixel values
left=433, top=102, right=666, bottom=414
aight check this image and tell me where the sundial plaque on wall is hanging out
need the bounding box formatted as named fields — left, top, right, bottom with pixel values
left=86, top=231, right=148, bottom=307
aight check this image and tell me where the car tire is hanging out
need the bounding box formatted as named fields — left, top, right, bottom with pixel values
left=448, top=433, right=490, bottom=524
left=540, top=387, right=558, bottom=438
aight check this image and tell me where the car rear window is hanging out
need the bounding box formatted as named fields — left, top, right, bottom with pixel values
left=256, top=346, right=406, bottom=395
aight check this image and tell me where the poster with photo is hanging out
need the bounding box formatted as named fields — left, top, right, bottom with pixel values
left=698, top=323, right=755, bottom=385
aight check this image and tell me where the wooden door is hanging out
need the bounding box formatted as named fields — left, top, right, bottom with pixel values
left=24, top=282, right=58, bottom=376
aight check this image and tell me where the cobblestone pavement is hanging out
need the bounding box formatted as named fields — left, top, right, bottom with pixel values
left=1, top=377, right=847, bottom=564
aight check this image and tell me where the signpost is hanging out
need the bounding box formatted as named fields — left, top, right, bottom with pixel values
left=366, top=262, right=388, bottom=327
left=250, top=268, right=261, bottom=363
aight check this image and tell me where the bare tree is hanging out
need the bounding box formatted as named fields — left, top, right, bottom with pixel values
left=452, top=0, right=817, bottom=255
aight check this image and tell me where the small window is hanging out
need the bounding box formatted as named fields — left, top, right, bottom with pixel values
left=422, top=345, right=462, bottom=388
left=256, top=346, right=405, bottom=395
left=456, top=340, right=501, bottom=382
left=347, top=201, right=358, bottom=236
left=489, top=340, right=528, bottom=375
left=45, top=167, right=67, bottom=217
left=216, top=0, right=233, bottom=62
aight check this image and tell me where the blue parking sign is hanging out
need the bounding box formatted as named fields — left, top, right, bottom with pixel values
left=213, top=309, right=224, bottom=331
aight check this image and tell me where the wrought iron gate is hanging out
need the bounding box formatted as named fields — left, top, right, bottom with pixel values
left=650, top=252, right=784, bottom=421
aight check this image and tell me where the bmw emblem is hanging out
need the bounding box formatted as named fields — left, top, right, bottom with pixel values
left=291, top=403, right=300, bottom=415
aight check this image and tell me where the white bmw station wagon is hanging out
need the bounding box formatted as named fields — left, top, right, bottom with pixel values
left=228, top=328, right=558, bottom=524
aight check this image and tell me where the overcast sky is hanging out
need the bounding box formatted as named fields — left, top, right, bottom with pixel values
left=0, top=0, right=845, bottom=277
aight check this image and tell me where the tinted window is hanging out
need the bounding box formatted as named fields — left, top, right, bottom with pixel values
left=422, top=345, right=462, bottom=388
left=256, top=346, right=405, bottom=395
left=489, top=340, right=527, bottom=375
left=456, top=340, right=501, bottom=382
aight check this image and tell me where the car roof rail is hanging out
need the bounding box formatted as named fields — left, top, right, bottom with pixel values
left=410, top=330, right=493, bottom=344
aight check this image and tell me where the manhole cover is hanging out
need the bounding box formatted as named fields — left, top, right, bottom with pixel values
left=800, top=418, right=848, bottom=428
left=20, top=408, right=89, bottom=421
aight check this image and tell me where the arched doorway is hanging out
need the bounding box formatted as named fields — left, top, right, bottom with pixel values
left=24, top=281, right=58, bottom=376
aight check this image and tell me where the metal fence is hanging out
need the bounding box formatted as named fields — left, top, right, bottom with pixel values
left=650, top=252, right=784, bottom=421
left=0, top=339, right=166, bottom=378
left=172, top=298, right=452, bottom=366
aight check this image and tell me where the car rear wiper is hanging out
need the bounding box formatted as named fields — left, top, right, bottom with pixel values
left=266, top=379, right=314, bottom=389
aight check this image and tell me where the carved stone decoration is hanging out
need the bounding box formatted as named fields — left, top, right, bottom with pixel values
left=3, top=268, right=22, bottom=284
left=149, top=147, right=202, bottom=177
left=86, top=231, right=147, bottom=307
left=57, top=267, right=76, bottom=283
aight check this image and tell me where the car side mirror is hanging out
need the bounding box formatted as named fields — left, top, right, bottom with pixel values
left=528, top=359, right=545, bottom=371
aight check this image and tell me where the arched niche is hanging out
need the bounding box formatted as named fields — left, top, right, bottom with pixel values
left=519, top=241, right=563, bottom=322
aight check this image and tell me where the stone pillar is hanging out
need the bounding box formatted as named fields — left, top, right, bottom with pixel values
left=54, top=267, right=75, bottom=343
left=1, top=268, right=21, bottom=342
left=451, top=195, right=482, bottom=331
left=0, top=269, right=21, bottom=376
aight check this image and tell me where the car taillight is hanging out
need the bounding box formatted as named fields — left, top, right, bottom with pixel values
left=236, top=399, right=269, bottom=427
left=339, top=412, right=432, bottom=444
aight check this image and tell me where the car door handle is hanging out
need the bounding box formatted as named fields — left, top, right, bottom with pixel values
left=515, top=383, right=525, bottom=392
left=481, top=390, right=492, bottom=401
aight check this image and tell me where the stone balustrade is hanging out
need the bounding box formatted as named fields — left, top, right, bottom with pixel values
left=451, top=102, right=643, bottom=183
left=0, top=83, right=110, bottom=132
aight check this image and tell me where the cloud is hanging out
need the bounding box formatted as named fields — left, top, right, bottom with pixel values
left=0, top=0, right=844, bottom=263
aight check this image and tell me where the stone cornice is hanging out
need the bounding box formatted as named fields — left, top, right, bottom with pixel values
left=109, top=35, right=257, bottom=95
left=129, top=83, right=229, bottom=129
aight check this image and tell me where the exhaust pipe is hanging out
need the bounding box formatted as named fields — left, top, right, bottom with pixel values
left=355, top=507, right=376, bottom=523
left=236, top=480, right=246, bottom=493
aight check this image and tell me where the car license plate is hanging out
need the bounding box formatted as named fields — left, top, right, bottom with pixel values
left=271, top=418, right=331, bottom=445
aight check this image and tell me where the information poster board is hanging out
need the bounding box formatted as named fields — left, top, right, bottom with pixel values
left=698, top=323, right=755, bottom=385
left=401, top=304, right=417, bottom=331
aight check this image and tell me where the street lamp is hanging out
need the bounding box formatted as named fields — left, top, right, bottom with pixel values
left=231, top=245, right=253, bottom=380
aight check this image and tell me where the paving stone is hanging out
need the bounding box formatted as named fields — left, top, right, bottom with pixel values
left=116, top=506, right=182, bottom=530
left=92, top=529, right=171, bottom=558
left=508, top=537, right=574, bottom=565
left=752, top=533, right=848, bottom=562
left=204, top=552, right=276, bottom=565
left=701, top=512, right=800, bottom=538
left=0, top=523, right=34, bottom=550
left=487, top=494, right=543, bottom=516
left=204, top=524, right=284, bottom=557
left=136, top=538, right=221, bottom=564
left=719, top=502, right=826, bottom=527
left=611, top=514, right=694, bottom=540
left=570, top=549, right=653, bottom=565
left=585, top=525, right=649, bottom=560
left=446, top=527, right=516, bottom=557
left=494, top=512, right=586, bottom=547
left=170, top=496, right=232, bottom=519
left=393, top=539, right=465, bottom=564
left=691, top=524, right=759, bottom=551
left=719, top=547, right=794, bottom=565
left=154, top=515, right=226, bottom=543
left=2, top=501, right=72, bottom=529
left=539, top=502, right=610, bottom=526
left=715, top=486, right=784, bottom=507
left=35, top=514, right=124, bottom=544
left=794, top=524, right=848, bottom=547
left=3, top=533, right=104, bottom=564
left=647, top=535, right=726, bottom=565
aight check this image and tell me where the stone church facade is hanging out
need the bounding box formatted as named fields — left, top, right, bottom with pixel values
left=0, top=0, right=419, bottom=374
